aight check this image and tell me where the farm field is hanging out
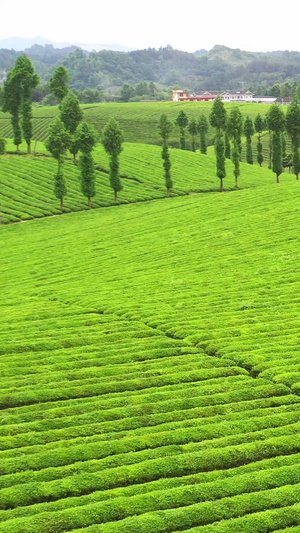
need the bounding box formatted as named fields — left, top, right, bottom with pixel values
left=0, top=101, right=273, bottom=147
left=1, top=142, right=285, bottom=224
left=2, top=181, right=300, bottom=531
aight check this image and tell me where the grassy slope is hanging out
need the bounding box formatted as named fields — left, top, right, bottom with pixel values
left=1, top=142, right=287, bottom=224
left=0, top=101, right=273, bottom=147
left=2, top=182, right=300, bottom=530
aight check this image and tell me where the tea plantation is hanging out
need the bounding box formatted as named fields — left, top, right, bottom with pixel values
left=1, top=173, right=300, bottom=531
left=0, top=101, right=272, bottom=147
left=0, top=142, right=294, bottom=223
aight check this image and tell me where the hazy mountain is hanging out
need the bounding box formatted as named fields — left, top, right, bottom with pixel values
left=0, top=36, right=133, bottom=52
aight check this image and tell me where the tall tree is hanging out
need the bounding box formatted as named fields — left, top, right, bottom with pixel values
left=175, top=110, right=188, bottom=150
left=210, top=96, right=227, bottom=191
left=102, top=118, right=124, bottom=201
left=254, top=113, right=265, bottom=167
left=60, top=91, right=83, bottom=164
left=231, top=137, right=240, bottom=188
left=76, top=121, right=98, bottom=207
left=2, top=67, right=22, bottom=150
left=60, top=91, right=83, bottom=134
left=2, top=55, right=39, bottom=152
left=45, top=118, right=71, bottom=211
left=197, top=114, right=208, bottom=154
left=50, top=66, right=70, bottom=102
left=188, top=119, right=198, bottom=152
left=228, top=109, right=243, bottom=187
left=227, top=107, right=243, bottom=160
left=15, top=55, right=39, bottom=154
left=224, top=130, right=231, bottom=159
left=286, top=98, right=300, bottom=180
left=158, top=114, right=173, bottom=196
left=244, top=115, right=254, bottom=164
left=267, top=104, right=286, bottom=183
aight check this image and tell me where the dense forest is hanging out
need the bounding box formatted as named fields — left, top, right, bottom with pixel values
left=1, top=44, right=300, bottom=103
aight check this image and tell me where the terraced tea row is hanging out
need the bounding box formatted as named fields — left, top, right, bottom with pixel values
left=0, top=142, right=286, bottom=223
left=2, top=182, right=300, bottom=530
left=0, top=302, right=300, bottom=531
left=0, top=101, right=271, bottom=147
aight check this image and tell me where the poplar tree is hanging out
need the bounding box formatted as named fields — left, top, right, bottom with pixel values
left=102, top=118, right=124, bottom=201
left=16, top=55, right=39, bottom=154
left=254, top=113, right=265, bottom=167
left=227, top=107, right=243, bottom=160
left=2, top=67, right=22, bottom=150
left=286, top=99, right=300, bottom=180
left=188, top=119, right=198, bottom=151
left=210, top=96, right=227, bottom=191
left=158, top=114, right=173, bottom=196
left=231, top=138, right=240, bottom=188
left=50, top=66, right=70, bottom=102
left=224, top=130, right=231, bottom=159
left=60, top=91, right=83, bottom=163
left=76, top=121, right=98, bottom=207
left=267, top=104, right=286, bottom=183
left=197, top=114, right=208, bottom=154
left=2, top=55, right=39, bottom=152
left=244, top=115, right=254, bottom=164
left=45, top=118, right=71, bottom=211
left=175, top=110, right=188, bottom=150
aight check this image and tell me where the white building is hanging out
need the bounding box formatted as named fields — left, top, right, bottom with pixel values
left=221, top=91, right=254, bottom=102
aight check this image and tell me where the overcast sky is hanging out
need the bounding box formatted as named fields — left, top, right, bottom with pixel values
left=2, top=0, right=300, bottom=52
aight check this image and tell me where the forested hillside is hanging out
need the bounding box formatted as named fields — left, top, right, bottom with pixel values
left=1, top=44, right=300, bottom=101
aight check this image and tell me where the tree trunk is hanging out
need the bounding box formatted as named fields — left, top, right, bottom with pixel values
left=114, top=190, right=118, bottom=201
left=60, top=197, right=64, bottom=213
left=73, top=153, right=77, bottom=165
left=276, top=175, right=280, bottom=183
left=88, top=197, right=92, bottom=208
left=33, top=140, right=37, bottom=155
left=27, top=143, right=31, bottom=155
left=235, top=178, right=239, bottom=188
left=167, top=188, right=172, bottom=197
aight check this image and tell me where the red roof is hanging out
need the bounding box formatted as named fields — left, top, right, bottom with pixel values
left=179, top=95, right=217, bottom=101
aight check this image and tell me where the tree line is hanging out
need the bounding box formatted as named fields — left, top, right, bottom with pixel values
left=2, top=55, right=300, bottom=222
left=0, top=58, right=125, bottom=220
left=4, top=44, right=300, bottom=101
left=158, top=98, right=300, bottom=195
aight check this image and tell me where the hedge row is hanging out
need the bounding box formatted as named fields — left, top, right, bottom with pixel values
left=2, top=433, right=300, bottom=509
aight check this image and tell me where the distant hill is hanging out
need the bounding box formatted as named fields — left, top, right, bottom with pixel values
left=0, top=36, right=133, bottom=52
left=1, top=42, right=300, bottom=96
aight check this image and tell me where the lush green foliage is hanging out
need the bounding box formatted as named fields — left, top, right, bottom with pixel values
left=0, top=141, right=291, bottom=223
left=198, top=114, right=208, bottom=154
left=2, top=55, right=39, bottom=151
left=0, top=101, right=274, bottom=150
left=49, top=66, right=70, bottom=102
left=175, top=110, right=188, bottom=150
left=102, top=119, right=124, bottom=199
left=2, top=179, right=300, bottom=530
left=3, top=43, right=300, bottom=96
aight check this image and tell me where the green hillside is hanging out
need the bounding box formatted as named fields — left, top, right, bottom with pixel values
left=2, top=182, right=300, bottom=530
left=0, top=101, right=272, bottom=147
left=0, top=142, right=287, bottom=223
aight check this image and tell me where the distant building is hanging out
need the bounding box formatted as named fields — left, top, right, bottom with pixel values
left=221, top=91, right=254, bottom=102
left=172, top=90, right=217, bottom=102
left=252, top=96, right=277, bottom=104
left=172, top=89, right=280, bottom=104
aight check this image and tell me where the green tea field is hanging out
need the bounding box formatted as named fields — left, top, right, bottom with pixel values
left=2, top=174, right=300, bottom=531
left=1, top=142, right=285, bottom=223
left=0, top=101, right=272, bottom=148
